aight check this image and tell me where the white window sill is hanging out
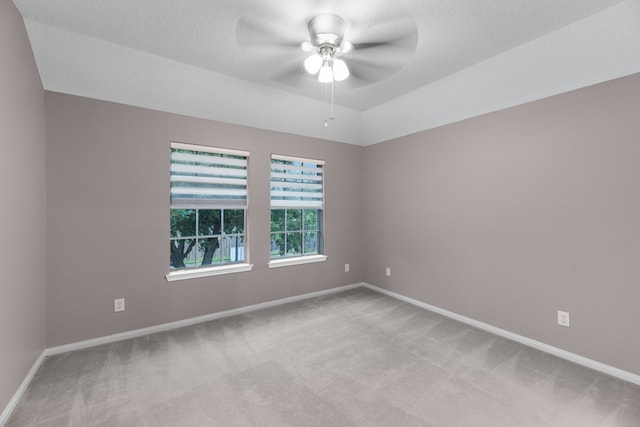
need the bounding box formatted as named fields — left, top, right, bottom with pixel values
left=268, top=255, right=327, bottom=269
left=166, top=263, right=253, bottom=282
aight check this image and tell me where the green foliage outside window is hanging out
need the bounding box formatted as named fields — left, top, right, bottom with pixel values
left=270, top=209, right=320, bottom=258
left=170, top=208, right=245, bottom=269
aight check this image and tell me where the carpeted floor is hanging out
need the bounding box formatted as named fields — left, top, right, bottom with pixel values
left=7, top=287, right=640, bottom=426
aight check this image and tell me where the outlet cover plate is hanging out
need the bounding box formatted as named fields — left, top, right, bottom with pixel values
left=557, top=310, right=570, bottom=327
left=114, top=298, right=125, bottom=312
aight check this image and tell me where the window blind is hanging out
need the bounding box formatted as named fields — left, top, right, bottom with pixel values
left=170, top=142, right=249, bottom=209
left=270, top=154, right=324, bottom=209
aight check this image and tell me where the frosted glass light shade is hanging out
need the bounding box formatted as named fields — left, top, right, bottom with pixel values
left=304, top=54, right=322, bottom=74
left=340, top=41, right=354, bottom=54
left=318, top=63, right=334, bottom=83
left=332, top=59, right=349, bottom=81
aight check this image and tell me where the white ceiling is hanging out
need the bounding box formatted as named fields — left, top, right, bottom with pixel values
left=13, top=0, right=640, bottom=145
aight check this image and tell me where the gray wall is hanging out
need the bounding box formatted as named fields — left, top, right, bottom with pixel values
left=0, top=0, right=47, bottom=412
left=363, top=73, right=640, bottom=376
left=45, top=92, right=363, bottom=347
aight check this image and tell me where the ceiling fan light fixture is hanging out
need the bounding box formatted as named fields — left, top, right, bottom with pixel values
left=304, top=54, right=323, bottom=74
left=318, top=63, right=334, bottom=83
left=303, top=14, right=352, bottom=83
left=332, top=59, right=349, bottom=81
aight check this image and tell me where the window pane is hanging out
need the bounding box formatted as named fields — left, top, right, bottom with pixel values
left=303, top=232, right=318, bottom=254
left=222, top=235, right=245, bottom=262
left=170, top=238, right=196, bottom=269
left=286, top=209, right=302, bottom=231
left=224, top=209, right=245, bottom=234
left=198, top=209, right=221, bottom=237
left=170, top=209, right=196, bottom=238
left=199, top=236, right=220, bottom=266
left=271, top=233, right=284, bottom=258
left=304, top=209, right=318, bottom=231
left=286, top=232, right=302, bottom=256
left=271, top=209, right=285, bottom=232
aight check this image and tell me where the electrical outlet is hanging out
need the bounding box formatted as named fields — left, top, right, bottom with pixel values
left=557, top=310, right=570, bottom=327
left=344, top=263, right=350, bottom=273
left=114, top=298, right=125, bottom=312
left=386, top=267, right=391, bottom=277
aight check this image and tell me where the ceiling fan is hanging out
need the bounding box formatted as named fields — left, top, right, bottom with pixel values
left=236, top=11, right=418, bottom=90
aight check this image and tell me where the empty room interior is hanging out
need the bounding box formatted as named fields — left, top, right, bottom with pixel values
left=2, top=0, right=640, bottom=426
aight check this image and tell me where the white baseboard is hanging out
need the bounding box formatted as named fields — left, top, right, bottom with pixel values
left=363, top=283, right=640, bottom=386
left=46, top=282, right=365, bottom=356
left=0, top=350, right=46, bottom=427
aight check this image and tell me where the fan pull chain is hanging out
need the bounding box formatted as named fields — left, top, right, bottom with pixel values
left=330, top=78, right=335, bottom=120
left=324, top=79, right=335, bottom=128
left=324, top=83, right=328, bottom=127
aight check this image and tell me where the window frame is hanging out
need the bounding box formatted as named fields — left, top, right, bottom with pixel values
left=268, top=154, right=327, bottom=268
left=166, top=142, right=253, bottom=281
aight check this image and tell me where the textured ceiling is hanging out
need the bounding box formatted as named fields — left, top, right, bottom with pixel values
left=13, top=0, right=640, bottom=144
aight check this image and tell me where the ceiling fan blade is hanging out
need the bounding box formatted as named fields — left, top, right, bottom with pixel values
left=346, top=45, right=415, bottom=69
left=235, top=17, right=304, bottom=51
left=272, top=66, right=315, bottom=89
left=353, top=33, right=417, bottom=52
left=248, top=53, right=305, bottom=81
left=341, top=70, right=375, bottom=89
left=347, top=13, right=417, bottom=41
left=346, top=52, right=409, bottom=72
left=350, top=23, right=418, bottom=50
left=343, top=15, right=418, bottom=73
left=347, top=60, right=399, bottom=84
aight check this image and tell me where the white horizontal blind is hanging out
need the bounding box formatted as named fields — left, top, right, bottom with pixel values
left=270, top=154, right=324, bottom=209
left=170, top=142, right=249, bottom=209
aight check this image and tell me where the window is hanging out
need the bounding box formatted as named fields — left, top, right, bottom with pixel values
left=270, top=154, right=326, bottom=267
left=167, top=142, right=251, bottom=280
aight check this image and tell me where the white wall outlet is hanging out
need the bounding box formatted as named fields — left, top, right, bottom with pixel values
left=557, top=310, right=570, bottom=327
left=114, top=298, right=125, bottom=312
left=386, top=267, right=391, bottom=277
left=344, top=263, right=350, bottom=273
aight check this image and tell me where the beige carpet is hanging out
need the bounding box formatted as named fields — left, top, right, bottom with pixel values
left=7, top=287, right=640, bottom=426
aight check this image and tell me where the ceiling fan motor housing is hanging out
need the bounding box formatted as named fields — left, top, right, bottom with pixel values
left=307, top=14, right=346, bottom=49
